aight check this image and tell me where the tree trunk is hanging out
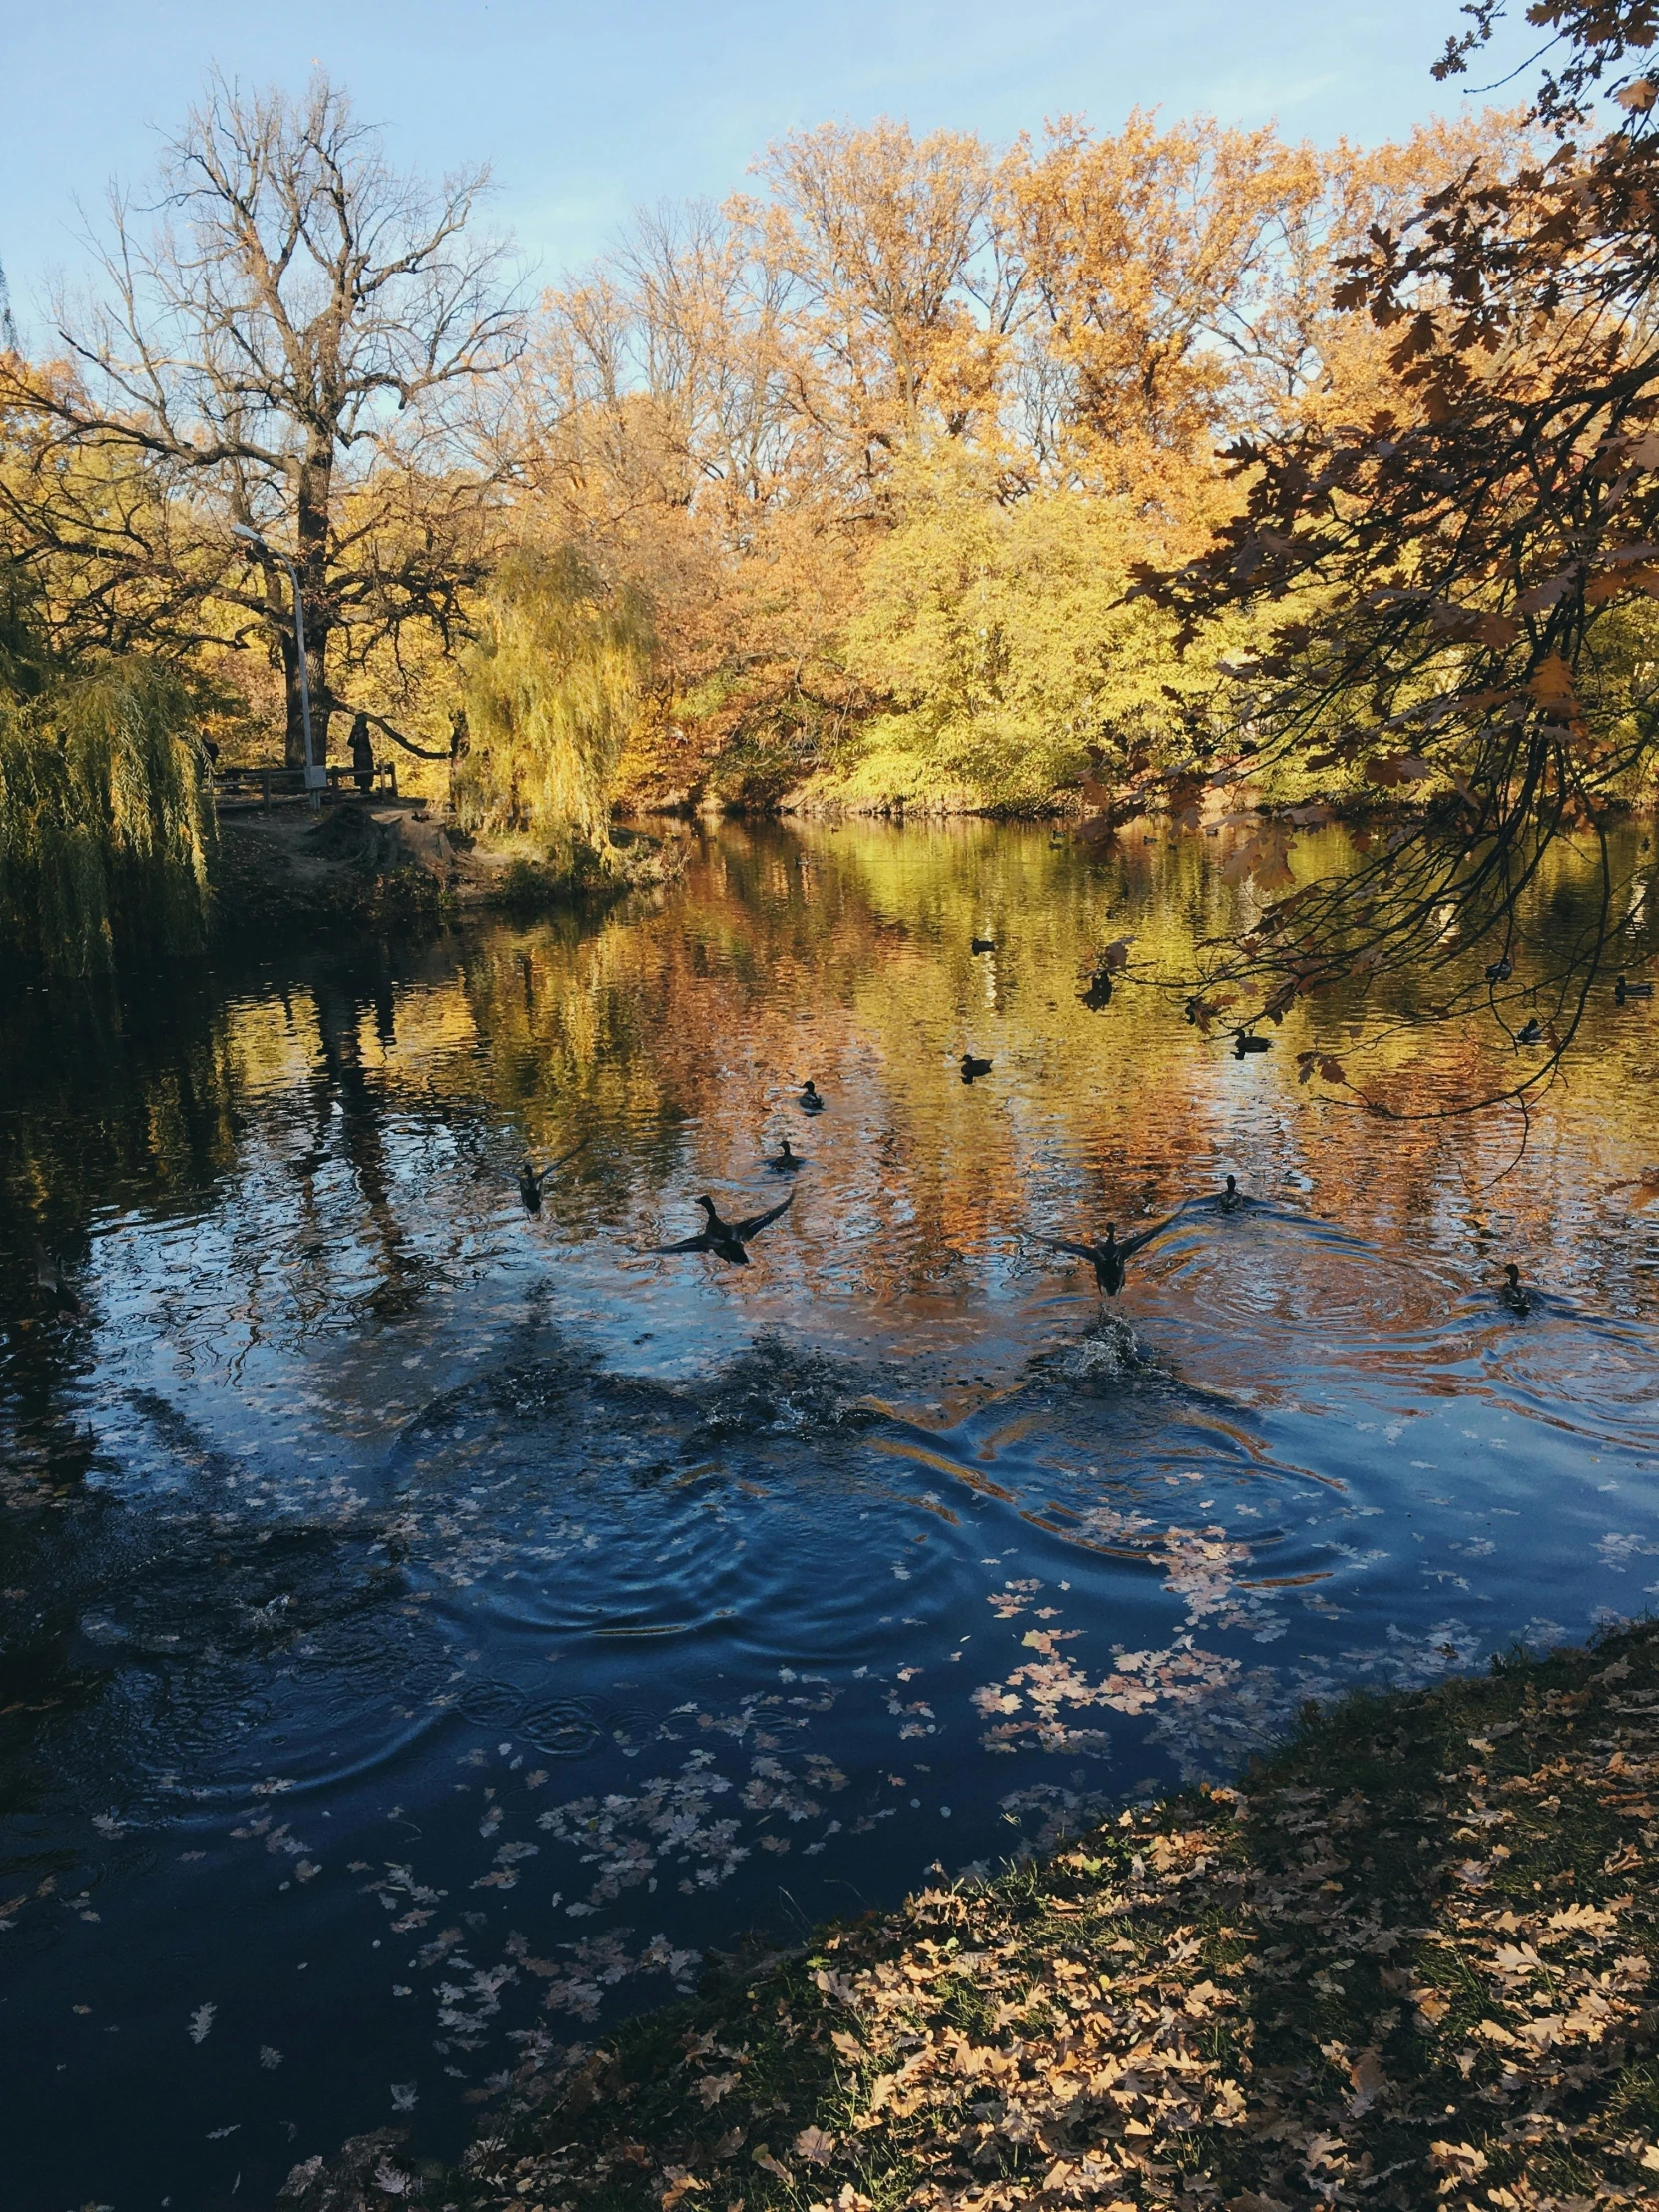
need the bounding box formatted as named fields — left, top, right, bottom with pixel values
left=288, top=447, right=333, bottom=770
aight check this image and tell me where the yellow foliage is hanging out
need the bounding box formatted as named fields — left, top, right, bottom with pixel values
left=456, top=548, right=653, bottom=860
left=0, top=660, right=216, bottom=975
left=835, top=445, right=1260, bottom=809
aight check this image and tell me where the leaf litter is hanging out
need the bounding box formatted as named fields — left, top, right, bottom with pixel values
left=426, top=1620, right=1659, bottom=2212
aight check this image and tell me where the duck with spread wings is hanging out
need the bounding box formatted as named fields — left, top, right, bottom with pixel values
left=1037, top=1211, right=1182, bottom=1299
left=651, top=1190, right=796, bottom=1266
left=518, top=1137, right=588, bottom=1214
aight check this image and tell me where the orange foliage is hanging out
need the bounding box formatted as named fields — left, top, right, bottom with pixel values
left=499, top=108, right=1531, bottom=806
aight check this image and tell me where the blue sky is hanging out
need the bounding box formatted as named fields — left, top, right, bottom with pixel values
left=2, top=0, right=1538, bottom=342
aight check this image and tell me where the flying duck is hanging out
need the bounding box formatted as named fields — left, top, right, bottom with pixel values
left=651, top=1190, right=796, bottom=1266
left=1038, top=1213, right=1182, bottom=1299
left=518, top=1136, right=588, bottom=1214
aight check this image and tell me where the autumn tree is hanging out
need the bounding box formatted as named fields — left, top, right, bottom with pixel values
left=1012, top=113, right=1310, bottom=518
left=742, top=121, right=1024, bottom=498
left=1142, top=0, right=1659, bottom=1110
left=0, top=72, right=525, bottom=765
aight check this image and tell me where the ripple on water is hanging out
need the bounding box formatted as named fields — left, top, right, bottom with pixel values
left=455, top=1678, right=528, bottom=1729
left=392, top=1338, right=984, bottom=1672
left=1476, top=1308, right=1659, bottom=1454
left=520, top=1696, right=605, bottom=1758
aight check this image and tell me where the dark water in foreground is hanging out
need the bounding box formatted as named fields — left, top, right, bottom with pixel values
left=6, top=819, right=1659, bottom=2210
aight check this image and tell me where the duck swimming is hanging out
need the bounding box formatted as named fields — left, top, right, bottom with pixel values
left=799, top=1081, right=826, bottom=1114
left=1616, top=975, right=1654, bottom=1003
left=766, top=1137, right=805, bottom=1174
left=1038, top=1213, right=1181, bottom=1298
left=960, top=1053, right=993, bottom=1082
left=1498, top=1262, right=1532, bottom=1315
left=1485, top=956, right=1513, bottom=983
left=518, top=1136, right=588, bottom=1214
left=1232, top=1032, right=1272, bottom=1058
left=1211, top=1173, right=1250, bottom=1213
left=971, top=937, right=997, bottom=954
left=34, top=1248, right=82, bottom=1318
left=1516, top=1018, right=1544, bottom=1045
left=651, top=1190, right=796, bottom=1266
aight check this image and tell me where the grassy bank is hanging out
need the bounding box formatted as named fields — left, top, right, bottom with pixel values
left=337, top=1624, right=1659, bottom=2212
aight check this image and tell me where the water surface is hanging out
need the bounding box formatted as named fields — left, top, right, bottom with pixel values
left=5, top=819, right=1659, bottom=2209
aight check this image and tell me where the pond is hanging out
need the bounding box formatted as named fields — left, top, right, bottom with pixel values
left=5, top=817, right=1659, bottom=2210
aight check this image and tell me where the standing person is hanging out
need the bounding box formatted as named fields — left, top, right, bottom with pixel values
left=447, top=705, right=468, bottom=812
left=348, top=712, right=374, bottom=794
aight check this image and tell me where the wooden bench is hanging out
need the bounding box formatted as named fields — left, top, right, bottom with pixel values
left=214, top=762, right=399, bottom=810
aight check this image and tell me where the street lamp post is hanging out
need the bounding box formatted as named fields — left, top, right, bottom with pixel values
left=232, top=524, right=325, bottom=812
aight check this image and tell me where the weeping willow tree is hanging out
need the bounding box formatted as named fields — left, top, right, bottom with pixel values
left=0, top=662, right=217, bottom=976
left=457, top=548, right=653, bottom=873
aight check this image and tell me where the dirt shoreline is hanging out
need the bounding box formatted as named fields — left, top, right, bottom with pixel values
left=212, top=798, right=684, bottom=939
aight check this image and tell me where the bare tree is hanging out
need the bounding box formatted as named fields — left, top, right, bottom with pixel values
left=1, top=72, right=526, bottom=762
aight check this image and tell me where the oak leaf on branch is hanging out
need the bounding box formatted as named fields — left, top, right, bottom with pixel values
left=1585, top=562, right=1659, bottom=604
left=1528, top=655, right=1582, bottom=716
left=1515, top=571, right=1577, bottom=614
left=1364, top=754, right=1432, bottom=787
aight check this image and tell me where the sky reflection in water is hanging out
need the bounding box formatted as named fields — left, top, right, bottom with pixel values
left=4, top=818, right=1659, bottom=2210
